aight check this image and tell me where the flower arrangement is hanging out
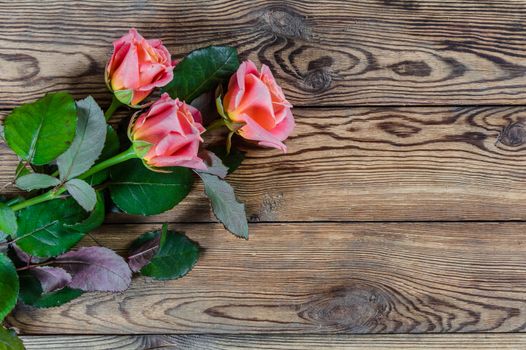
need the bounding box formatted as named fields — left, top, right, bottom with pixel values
left=0, top=28, right=294, bottom=347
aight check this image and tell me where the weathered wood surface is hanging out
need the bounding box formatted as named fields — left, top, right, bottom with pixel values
left=3, top=0, right=526, bottom=347
left=20, top=334, right=526, bottom=350
left=1, top=0, right=526, bottom=107
left=8, top=223, right=526, bottom=334
left=2, top=106, right=526, bottom=222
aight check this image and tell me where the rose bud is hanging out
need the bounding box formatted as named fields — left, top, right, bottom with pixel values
left=130, top=93, right=206, bottom=170
left=106, top=28, right=175, bottom=106
left=221, top=60, right=295, bottom=152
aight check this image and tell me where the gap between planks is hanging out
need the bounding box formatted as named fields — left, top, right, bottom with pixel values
left=1, top=0, right=526, bottom=106
left=8, top=222, right=526, bottom=334
left=19, top=333, right=526, bottom=350
left=4, top=106, right=526, bottom=222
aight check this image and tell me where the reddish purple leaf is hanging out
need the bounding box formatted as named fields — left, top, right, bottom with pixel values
left=12, top=244, right=45, bottom=264
left=128, top=233, right=160, bottom=273
left=55, top=247, right=132, bottom=292
left=31, top=266, right=71, bottom=293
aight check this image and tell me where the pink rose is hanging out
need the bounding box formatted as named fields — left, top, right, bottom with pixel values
left=131, top=93, right=206, bottom=170
left=106, top=28, right=175, bottom=106
left=222, top=60, right=294, bottom=152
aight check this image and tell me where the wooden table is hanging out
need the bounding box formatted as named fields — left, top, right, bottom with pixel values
left=2, top=0, right=526, bottom=348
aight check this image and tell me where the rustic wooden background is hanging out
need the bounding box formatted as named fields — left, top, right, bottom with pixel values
left=2, top=0, right=526, bottom=348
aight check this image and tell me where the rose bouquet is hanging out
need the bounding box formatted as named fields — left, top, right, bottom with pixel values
left=0, top=28, right=294, bottom=347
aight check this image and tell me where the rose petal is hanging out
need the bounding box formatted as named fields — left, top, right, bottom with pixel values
left=107, top=28, right=175, bottom=105
left=111, top=43, right=140, bottom=90
left=268, top=107, right=295, bottom=141
left=231, top=74, right=276, bottom=130
left=238, top=115, right=288, bottom=152
left=132, top=94, right=206, bottom=170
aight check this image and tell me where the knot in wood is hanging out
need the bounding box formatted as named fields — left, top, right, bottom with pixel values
left=379, top=121, right=422, bottom=138
left=303, top=69, right=332, bottom=93
left=298, top=285, right=388, bottom=332
left=300, top=56, right=333, bottom=92
left=389, top=60, right=432, bottom=77
left=0, top=53, right=40, bottom=81
left=499, top=122, right=526, bottom=147
left=261, top=7, right=312, bottom=40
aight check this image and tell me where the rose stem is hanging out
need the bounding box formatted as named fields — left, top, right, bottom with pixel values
left=104, top=95, right=123, bottom=121
left=9, top=147, right=137, bottom=212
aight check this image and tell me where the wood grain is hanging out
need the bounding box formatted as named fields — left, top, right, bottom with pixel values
left=8, top=222, right=526, bottom=334
left=3, top=106, right=525, bottom=222
left=1, top=0, right=526, bottom=107
left=4, top=0, right=526, bottom=344
left=20, top=334, right=526, bottom=350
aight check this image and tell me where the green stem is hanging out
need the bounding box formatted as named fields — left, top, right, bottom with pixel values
left=10, top=190, right=59, bottom=212
left=226, top=131, right=234, bottom=155
left=205, top=118, right=226, bottom=133
left=10, top=147, right=137, bottom=212
left=104, top=95, right=123, bottom=121
left=77, top=147, right=137, bottom=180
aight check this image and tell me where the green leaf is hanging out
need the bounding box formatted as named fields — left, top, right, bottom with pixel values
left=31, top=287, right=83, bottom=309
left=109, top=159, right=193, bottom=216
left=0, top=326, right=24, bottom=350
left=215, top=91, right=227, bottom=119
left=14, top=161, right=30, bottom=180
left=66, top=192, right=105, bottom=232
left=197, top=172, right=248, bottom=239
left=0, top=202, right=7, bottom=243
left=0, top=203, right=17, bottom=237
left=139, top=229, right=200, bottom=280
left=99, top=126, right=120, bottom=161
left=163, top=46, right=239, bottom=102
left=57, top=96, right=107, bottom=180
left=114, top=89, right=133, bottom=106
left=18, top=270, right=42, bottom=305
left=0, top=254, right=18, bottom=322
left=132, top=140, right=152, bottom=159
left=64, top=179, right=97, bottom=212
left=4, top=197, right=24, bottom=208
left=159, top=223, right=168, bottom=247
left=17, top=270, right=83, bottom=309
left=86, top=125, right=120, bottom=186
left=4, top=92, right=77, bottom=165
left=15, top=197, right=88, bottom=257
left=209, top=145, right=245, bottom=174
left=15, top=173, right=60, bottom=191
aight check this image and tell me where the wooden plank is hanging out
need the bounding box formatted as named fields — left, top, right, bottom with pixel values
left=8, top=222, right=526, bottom=334
left=3, top=106, right=526, bottom=221
left=1, top=0, right=526, bottom=107
left=20, top=334, right=526, bottom=350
